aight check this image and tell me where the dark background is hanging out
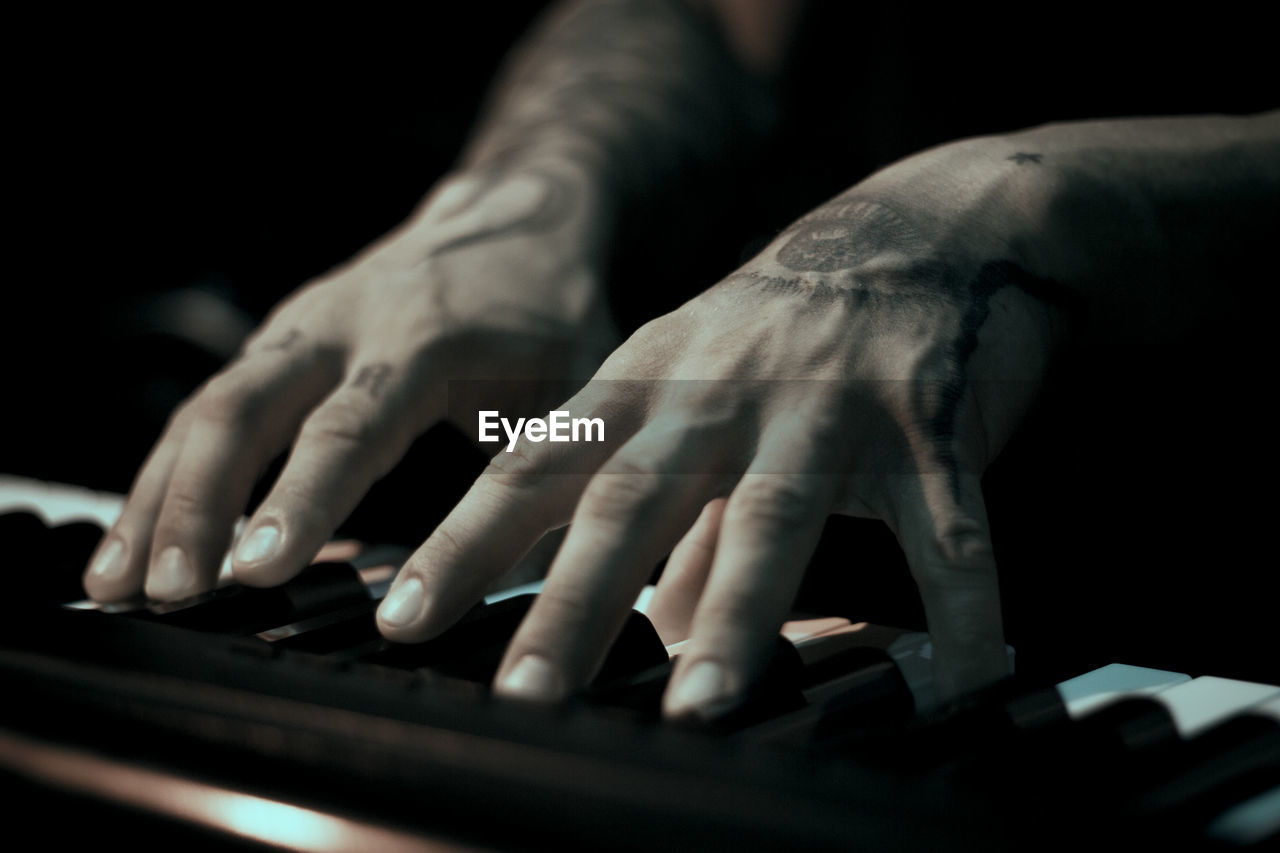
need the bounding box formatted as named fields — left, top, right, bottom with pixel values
left=6, top=3, right=1276, bottom=687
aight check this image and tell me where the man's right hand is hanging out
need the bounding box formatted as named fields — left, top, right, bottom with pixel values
left=83, top=162, right=617, bottom=602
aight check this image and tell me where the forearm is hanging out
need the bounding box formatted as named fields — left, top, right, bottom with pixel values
left=454, top=0, right=776, bottom=239
left=1010, top=111, right=1280, bottom=339
left=748, top=111, right=1279, bottom=345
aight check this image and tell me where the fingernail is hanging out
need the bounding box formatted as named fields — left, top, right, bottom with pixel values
left=88, top=539, right=127, bottom=582
left=665, top=660, right=735, bottom=719
left=377, top=577, right=425, bottom=628
left=147, top=546, right=196, bottom=600
left=496, top=655, right=563, bottom=702
left=234, top=523, right=281, bottom=565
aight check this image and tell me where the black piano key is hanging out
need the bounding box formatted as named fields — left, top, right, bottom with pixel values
left=47, top=521, right=106, bottom=572
left=969, top=696, right=1182, bottom=807
left=1, top=510, right=50, bottom=560
left=3, top=511, right=52, bottom=605
left=1203, top=778, right=1280, bottom=847
left=589, top=635, right=916, bottom=734
left=362, top=594, right=531, bottom=680
left=47, top=521, right=107, bottom=602
left=1075, top=695, right=1181, bottom=755
left=1132, top=713, right=1280, bottom=833
left=1016, top=695, right=1177, bottom=768
left=898, top=688, right=1275, bottom=839
left=744, top=648, right=915, bottom=747
left=259, top=598, right=383, bottom=656
left=133, top=562, right=369, bottom=635
left=701, top=638, right=810, bottom=732
left=365, top=595, right=668, bottom=687
left=866, top=676, right=1072, bottom=773
left=585, top=659, right=673, bottom=719
left=595, top=636, right=806, bottom=727
left=3, top=514, right=106, bottom=606
left=597, top=610, right=669, bottom=684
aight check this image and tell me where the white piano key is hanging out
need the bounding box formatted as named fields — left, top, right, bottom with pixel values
left=0, top=475, right=124, bottom=528
left=631, top=584, right=656, bottom=615
left=1153, top=676, right=1280, bottom=738
left=1055, top=663, right=1191, bottom=719
left=483, top=578, right=547, bottom=605
left=1254, top=695, right=1280, bottom=722
left=3, top=476, right=251, bottom=586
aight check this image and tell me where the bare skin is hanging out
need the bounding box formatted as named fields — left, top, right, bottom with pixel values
left=82, top=162, right=617, bottom=601
left=82, top=0, right=1277, bottom=719
left=377, top=113, right=1279, bottom=715
left=82, top=0, right=774, bottom=605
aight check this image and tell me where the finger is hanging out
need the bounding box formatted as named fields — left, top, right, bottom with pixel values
left=232, top=358, right=441, bottom=587
left=646, top=497, right=726, bottom=646
left=888, top=466, right=1008, bottom=702
left=82, top=415, right=187, bottom=601
left=142, top=350, right=342, bottom=600
left=377, top=382, right=633, bottom=643
left=493, top=419, right=728, bottom=702
left=663, top=412, right=844, bottom=720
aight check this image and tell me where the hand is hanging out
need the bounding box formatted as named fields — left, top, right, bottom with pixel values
left=375, top=135, right=1075, bottom=714
left=83, top=163, right=618, bottom=602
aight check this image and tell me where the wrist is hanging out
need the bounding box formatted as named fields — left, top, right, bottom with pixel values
left=446, top=153, right=618, bottom=245
left=354, top=160, right=616, bottom=344
left=1011, top=113, right=1279, bottom=282
left=1004, top=114, right=1280, bottom=342
left=399, top=156, right=620, bottom=273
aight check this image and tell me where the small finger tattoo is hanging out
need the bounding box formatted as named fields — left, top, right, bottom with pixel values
left=1007, top=152, right=1043, bottom=165
left=351, top=363, right=393, bottom=397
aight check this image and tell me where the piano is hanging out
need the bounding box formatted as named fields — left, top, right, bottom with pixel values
left=1, top=475, right=1276, bottom=850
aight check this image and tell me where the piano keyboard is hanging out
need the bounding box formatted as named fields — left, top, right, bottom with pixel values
left=1, top=477, right=1276, bottom=850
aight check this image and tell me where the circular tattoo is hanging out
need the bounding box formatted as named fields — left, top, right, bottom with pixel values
left=777, top=200, right=920, bottom=273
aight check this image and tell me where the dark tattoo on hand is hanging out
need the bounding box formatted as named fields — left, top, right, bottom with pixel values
left=719, top=265, right=947, bottom=309
left=777, top=200, right=926, bottom=273
left=729, top=189, right=1082, bottom=499
left=730, top=185, right=1086, bottom=497
left=922, top=260, right=1075, bottom=498
left=351, top=363, right=392, bottom=398
left=265, top=328, right=302, bottom=350
left=1007, top=152, right=1042, bottom=165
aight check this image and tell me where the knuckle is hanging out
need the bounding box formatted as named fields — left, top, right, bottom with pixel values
left=189, top=371, right=268, bottom=429
left=300, top=399, right=384, bottom=450
left=152, top=488, right=210, bottom=542
left=696, top=594, right=765, bottom=635
left=914, top=521, right=996, bottom=594
left=160, top=485, right=206, bottom=519
left=578, top=457, right=663, bottom=522
left=597, top=316, right=687, bottom=376
left=932, top=522, right=995, bottom=571
left=625, top=316, right=674, bottom=348
left=528, top=585, right=594, bottom=632
left=675, top=388, right=754, bottom=431
left=792, top=402, right=846, bottom=445
left=725, top=476, right=819, bottom=531
left=302, top=397, right=410, bottom=479
left=484, top=440, right=557, bottom=490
